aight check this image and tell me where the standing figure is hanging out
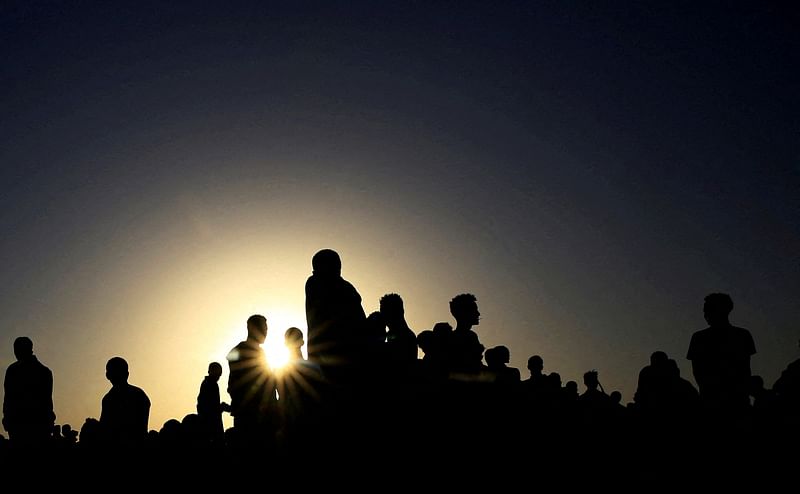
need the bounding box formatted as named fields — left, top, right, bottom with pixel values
left=2, top=337, right=55, bottom=449
left=305, top=249, right=367, bottom=381
left=687, top=293, right=756, bottom=415
left=100, top=357, right=150, bottom=448
left=227, top=314, right=277, bottom=450
left=197, top=362, right=230, bottom=446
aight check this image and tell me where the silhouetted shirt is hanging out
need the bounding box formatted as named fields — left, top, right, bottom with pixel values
left=227, top=341, right=276, bottom=424
left=197, top=376, right=224, bottom=437
left=448, top=329, right=483, bottom=373
left=386, top=325, right=418, bottom=367
left=2, top=355, right=55, bottom=435
left=100, top=383, right=150, bottom=444
left=305, top=273, right=367, bottom=366
left=687, top=325, right=756, bottom=404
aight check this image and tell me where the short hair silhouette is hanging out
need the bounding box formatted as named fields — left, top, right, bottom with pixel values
left=13, top=336, right=33, bottom=359
left=380, top=293, right=404, bottom=317
left=493, top=345, right=511, bottom=363
left=703, top=293, right=734, bottom=324
left=449, top=293, right=478, bottom=319
left=527, top=355, right=543, bottom=372
left=312, top=249, right=342, bottom=276
left=208, top=362, right=223, bottom=377
left=246, top=314, right=268, bottom=342
left=285, top=327, right=304, bottom=347
left=106, top=357, right=129, bottom=385
left=432, top=322, right=453, bottom=336
left=584, top=370, right=599, bottom=389
left=650, top=351, right=668, bottom=366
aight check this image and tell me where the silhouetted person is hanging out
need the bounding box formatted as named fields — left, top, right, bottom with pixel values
left=278, top=327, right=322, bottom=450
left=524, top=355, right=547, bottom=396
left=197, top=362, right=230, bottom=446
left=61, top=423, right=78, bottom=445
left=748, top=375, right=779, bottom=428
left=634, top=351, right=670, bottom=412
left=2, top=336, right=55, bottom=449
left=305, top=249, right=367, bottom=381
left=380, top=293, right=418, bottom=369
left=687, top=293, right=756, bottom=415
left=227, top=314, right=277, bottom=450
left=78, top=417, right=102, bottom=452
left=363, top=311, right=387, bottom=369
left=579, top=370, right=610, bottom=428
left=100, top=357, right=150, bottom=448
left=447, top=293, right=485, bottom=374
left=485, top=345, right=521, bottom=384
left=773, top=340, right=800, bottom=419
left=424, top=321, right=453, bottom=377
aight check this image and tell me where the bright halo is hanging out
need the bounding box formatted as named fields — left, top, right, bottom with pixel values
left=262, top=308, right=306, bottom=371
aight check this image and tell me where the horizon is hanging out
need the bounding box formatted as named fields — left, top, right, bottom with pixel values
left=2, top=1, right=798, bottom=434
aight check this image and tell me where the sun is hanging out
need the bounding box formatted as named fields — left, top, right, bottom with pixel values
left=261, top=308, right=306, bottom=371
left=263, top=339, right=290, bottom=371
left=218, top=307, right=307, bottom=375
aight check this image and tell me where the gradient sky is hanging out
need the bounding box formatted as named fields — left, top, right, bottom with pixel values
left=2, top=1, right=798, bottom=434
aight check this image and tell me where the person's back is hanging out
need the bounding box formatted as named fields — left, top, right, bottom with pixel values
left=380, top=293, right=418, bottom=370
left=305, top=249, right=367, bottom=374
left=687, top=293, right=755, bottom=413
left=227, top=314, right=277, bottom=447
left=2, top=337, right=55, bottom=447
left=197, top=362, right=229, bottom=444
left=100, top=357, right=150, bottom=447
left=485, top=346, right=521, bottom=384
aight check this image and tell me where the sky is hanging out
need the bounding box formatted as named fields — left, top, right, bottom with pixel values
left=1, top=1, right=798, bottom=434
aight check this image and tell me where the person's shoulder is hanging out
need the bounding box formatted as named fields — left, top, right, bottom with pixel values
left=130, top=384, right=150, bottom=401
left=690, top=327, right=713, bottom=342
left=730, top=325, right=753, bottom=335
left=227, top=341, right=248, bottom=360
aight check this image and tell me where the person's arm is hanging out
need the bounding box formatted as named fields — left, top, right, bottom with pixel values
left=45, top=368, right=55, bottom=423
left=2, top=369, right=13, bottom=432
left=687, top=334, right=706, bottom=391
left=141, top=392, right=151, bottom=436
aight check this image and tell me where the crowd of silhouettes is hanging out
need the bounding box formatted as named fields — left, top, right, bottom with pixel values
left=1, top=250, right=798, bottom=482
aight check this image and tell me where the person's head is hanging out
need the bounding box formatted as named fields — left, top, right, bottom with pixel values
left=416, top=330, right=436, bottom=355
left=312, top=249, right=342, bottom=277
left=703, top=293, right=733, bottom=326
left=284, top=327, right=304, bottom=349
left=527, top=355, right=544, bottom=374
left=379, top=293, right=404, bottom=323
left=246, top=314, right=268, bottom=344
left=208, top=362, right=223, bottom=380
left=449, top=293, right=480, bottom=327
left=610, top=390, right=622, bottom=404
left=13, top=336, right=33, bottom=360
left=432, top=322, right=453, bottom=336
left=493, top=345, right=510, bottom=364
left=366, top=311, right=386, bottom=343
left=583, top=370, right=599, bottom=390
left=650, top=350, right=668, bottom=367
left=106, top=357, right=129, bottom=386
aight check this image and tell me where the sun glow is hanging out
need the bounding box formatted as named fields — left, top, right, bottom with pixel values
left=262, top=308, right=306, bottom=372
left=263, top=341, right=290, bottom=371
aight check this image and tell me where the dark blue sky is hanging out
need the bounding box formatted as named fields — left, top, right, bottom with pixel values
left=1, top=1, right=798, bottom=430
